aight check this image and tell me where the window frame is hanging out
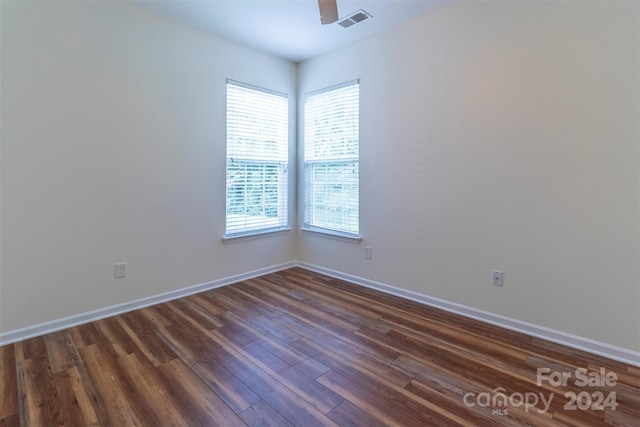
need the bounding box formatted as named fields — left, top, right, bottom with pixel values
left=302, top=80, right=360, bottom=241
left=224, top=79, right=290, bottom=241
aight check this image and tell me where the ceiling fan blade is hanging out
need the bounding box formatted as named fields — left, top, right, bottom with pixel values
left=318, top=0, right=339, bottom=25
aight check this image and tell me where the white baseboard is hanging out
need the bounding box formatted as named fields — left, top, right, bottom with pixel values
left=2, top=260, right=639, bottom=368
left=295, top=261, right=640, bottom=368
left=0, top=261, right=296, bottom=346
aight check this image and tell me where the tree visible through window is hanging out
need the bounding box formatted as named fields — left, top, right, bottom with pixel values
left=226, top=81, right=288, bottom=236
left=304, top=80, right=359, bottom=236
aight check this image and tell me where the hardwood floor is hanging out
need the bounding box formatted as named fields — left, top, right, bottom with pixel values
left=1, top=267, right=639, bottom=426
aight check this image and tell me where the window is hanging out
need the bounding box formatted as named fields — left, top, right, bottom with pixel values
left=225, top=80, right=288, bottom=237
left=304, top=80, right=359, bottom=237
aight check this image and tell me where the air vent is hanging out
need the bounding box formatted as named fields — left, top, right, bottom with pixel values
left=338, top=19, right=356, bottom=28
left=350, top=12, right=368, bottom=23
left=337, top=9, right=372, bottom=29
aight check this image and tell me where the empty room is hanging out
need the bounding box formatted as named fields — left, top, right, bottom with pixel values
left=1, top=0, right=639, bottom=425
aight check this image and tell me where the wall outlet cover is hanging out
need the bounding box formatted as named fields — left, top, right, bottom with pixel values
left=115, top=262, right=127, bottom=279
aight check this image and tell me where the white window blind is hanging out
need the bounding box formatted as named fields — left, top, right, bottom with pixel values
left=226, top=81, right=288, bottom=236
left=304, top=80, right=359, bottom=236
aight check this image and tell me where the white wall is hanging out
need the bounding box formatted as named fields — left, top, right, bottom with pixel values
left=2, top=0, right=639, bottom=355
left=0, top=0, right=297, bottom=332
left=298, top=1, right=640, bottom=352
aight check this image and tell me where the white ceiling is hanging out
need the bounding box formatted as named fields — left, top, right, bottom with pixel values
left=137, top=0, right=447, bottom=62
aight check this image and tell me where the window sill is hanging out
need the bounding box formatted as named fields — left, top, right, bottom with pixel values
left=300, top=227, right=362, bottom=244
left=223, top=227, right=291, bottom=244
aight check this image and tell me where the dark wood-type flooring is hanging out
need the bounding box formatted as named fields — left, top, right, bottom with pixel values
left=1, top=267, right=639, bottom=426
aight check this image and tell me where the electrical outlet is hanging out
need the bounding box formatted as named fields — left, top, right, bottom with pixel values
left=492, top=270, right=503, bottom=286
left=364, top=247, right=372, bottom=260
left=115, top=262, right=127, bottom=279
